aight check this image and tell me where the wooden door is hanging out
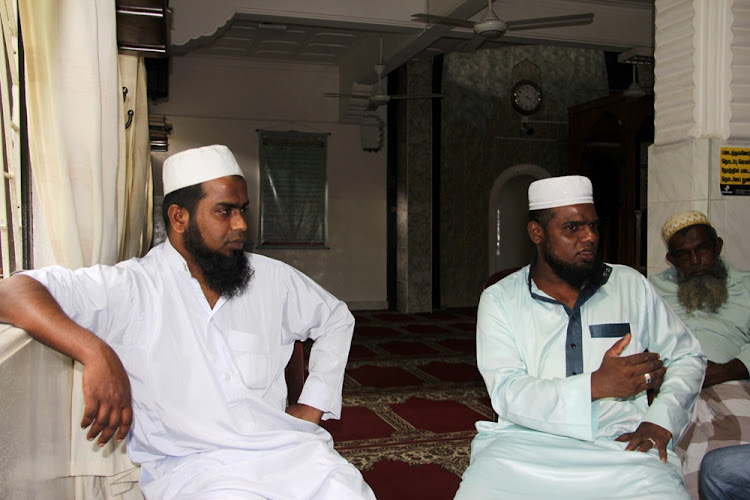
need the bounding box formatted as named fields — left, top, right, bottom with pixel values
left=568, top=93, right=653, bottom=272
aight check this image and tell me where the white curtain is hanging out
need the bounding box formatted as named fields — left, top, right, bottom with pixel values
left=19, top=0, right=152, bottom=497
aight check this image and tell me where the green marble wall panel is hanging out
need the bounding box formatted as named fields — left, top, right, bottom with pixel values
left=439, top=45, right=609, bottom=308
left=396, top=59, right=434, bottom=313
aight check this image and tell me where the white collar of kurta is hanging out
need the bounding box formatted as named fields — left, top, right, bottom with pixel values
left=163, top=238, right=192, bottom=277
left=161, top=239, right=230, bottom=313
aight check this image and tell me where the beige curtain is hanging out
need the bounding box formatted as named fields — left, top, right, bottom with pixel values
left=118, top=55, right=153, bottom=261
left=21, top=0, right=119, bottom=267
left=19, top=0, right=152, bottom=497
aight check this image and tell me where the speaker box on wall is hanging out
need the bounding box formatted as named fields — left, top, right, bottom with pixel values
left=115, top=0, right=168, bottom=57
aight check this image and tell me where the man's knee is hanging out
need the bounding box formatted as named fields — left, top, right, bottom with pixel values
left=700, top=445, right=750, bottom=500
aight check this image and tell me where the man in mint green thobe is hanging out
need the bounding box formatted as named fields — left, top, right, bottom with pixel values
left=455, top=176, right=705, bottom=500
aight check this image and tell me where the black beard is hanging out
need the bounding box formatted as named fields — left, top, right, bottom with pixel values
left=183, top=220, right=253, bottom=299
left=542, top=239, right=603, bottom=290
left=676, top=258, right=728, bottom=313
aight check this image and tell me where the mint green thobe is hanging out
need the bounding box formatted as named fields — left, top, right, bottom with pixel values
left=649, top=261, right=750, bottom=371
left=455, top=262, right=705, bottom=500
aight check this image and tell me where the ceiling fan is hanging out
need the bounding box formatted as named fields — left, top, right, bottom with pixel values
left=412, top=0, right=594, bottom=40
left=324, top=39, right=443, bottom=111
left=621, top=65, right=651, bottom=99
left=576, top=65, right=653, bottom=100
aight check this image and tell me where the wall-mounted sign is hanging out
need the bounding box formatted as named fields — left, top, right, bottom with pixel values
left=720, top=147, right=750, bottom=195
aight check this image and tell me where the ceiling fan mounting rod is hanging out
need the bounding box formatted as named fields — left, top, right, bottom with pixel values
left=485, top=0, right=499, bottom=20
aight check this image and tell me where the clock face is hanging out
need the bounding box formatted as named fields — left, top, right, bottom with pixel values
left=511, top=80, right=543, bottom=115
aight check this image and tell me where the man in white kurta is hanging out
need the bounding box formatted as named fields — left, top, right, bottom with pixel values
left=454, top=176, right=706, bottom=500
left=22, top=241, right=370, bottom=499
left=0, top=145, right=374, bottom=499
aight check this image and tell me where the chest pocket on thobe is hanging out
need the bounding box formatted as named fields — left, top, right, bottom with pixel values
left=589, top=323, right=630, bottom=338
left=225, top=330, right=271, bottom=389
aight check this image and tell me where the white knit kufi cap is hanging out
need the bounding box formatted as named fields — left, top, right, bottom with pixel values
left=528, top=175, right=593, bottom=210
left=163, top=145, right=244, bottom=196
left=661, top=210, right=712, bottom=243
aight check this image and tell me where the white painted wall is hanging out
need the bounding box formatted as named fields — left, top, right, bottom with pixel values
left=648, top=139, right=750, bottom=275
left=150, top=55, right=388, bottom=309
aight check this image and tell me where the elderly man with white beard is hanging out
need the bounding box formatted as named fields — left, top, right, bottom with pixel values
left=650, top=210, right=750, bottom=499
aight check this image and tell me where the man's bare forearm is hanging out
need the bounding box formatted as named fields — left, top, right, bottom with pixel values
left=0, top=274, right=104, bottom=364
left=0, top=274, right=133, bottom=445
left=285, top=403, right=324, bottom=425
left=704, top=359, right=750, bottom=388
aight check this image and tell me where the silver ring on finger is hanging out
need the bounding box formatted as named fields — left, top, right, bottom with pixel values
left=644, top=372, right=652, bottom=385
left=647, top=437, right=657, bottom=447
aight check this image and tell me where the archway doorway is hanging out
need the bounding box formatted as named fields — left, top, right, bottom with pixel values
left=488, top=165, right=550, bottom=276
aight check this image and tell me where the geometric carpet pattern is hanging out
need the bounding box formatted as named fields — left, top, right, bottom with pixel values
left=321, top=308, right=492, bottom=499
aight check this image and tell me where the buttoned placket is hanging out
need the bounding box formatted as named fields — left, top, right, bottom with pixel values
left=527, top=262, right=612, bottom=377
left=178, top=252, right=241, bottom=391
left=204, top=296, right=240, bottom=391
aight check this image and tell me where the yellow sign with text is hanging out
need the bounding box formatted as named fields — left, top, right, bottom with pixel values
left=719, top=147, right=750, bottom=195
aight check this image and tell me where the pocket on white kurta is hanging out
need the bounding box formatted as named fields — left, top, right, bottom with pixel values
left=225, top=330, right=270, bottom=389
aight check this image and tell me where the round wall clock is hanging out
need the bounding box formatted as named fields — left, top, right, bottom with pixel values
left=511, top=80, right=543, bottom=115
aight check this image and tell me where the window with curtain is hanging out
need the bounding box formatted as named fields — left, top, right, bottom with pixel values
left=258, top=130, right=328, bottom=248
left=0, top=0, right=23, bottom=277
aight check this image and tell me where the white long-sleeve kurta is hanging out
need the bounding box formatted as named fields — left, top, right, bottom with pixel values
left=455, top=263, right=706, bottom=500
left=25, top=241, right=374, bottom=500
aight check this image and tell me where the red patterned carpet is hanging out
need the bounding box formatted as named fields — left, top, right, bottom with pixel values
left=321, top=309, right=492, bottom=500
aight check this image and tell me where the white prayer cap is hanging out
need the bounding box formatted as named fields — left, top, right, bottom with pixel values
left=163, top=145, right=244, bottom=196
left=528, top=175, right=593, bottom=210
left=661, top=210, right=712, bottom=243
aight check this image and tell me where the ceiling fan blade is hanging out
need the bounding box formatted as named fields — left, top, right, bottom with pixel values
left=506, top=13, right=594, bottom=32
left=411, top=13, right=475, bottom=29
left=389, top=94, right=444, bottom=100
left=324, top=92, right=371, bottom=98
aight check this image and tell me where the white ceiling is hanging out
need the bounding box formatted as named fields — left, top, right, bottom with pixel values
left=183, top=13, right=509, bottom=68
left=168, top=0, right=655, bottom=120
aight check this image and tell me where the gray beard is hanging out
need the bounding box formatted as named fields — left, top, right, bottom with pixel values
left=676, top=259, right=729, bottom=314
